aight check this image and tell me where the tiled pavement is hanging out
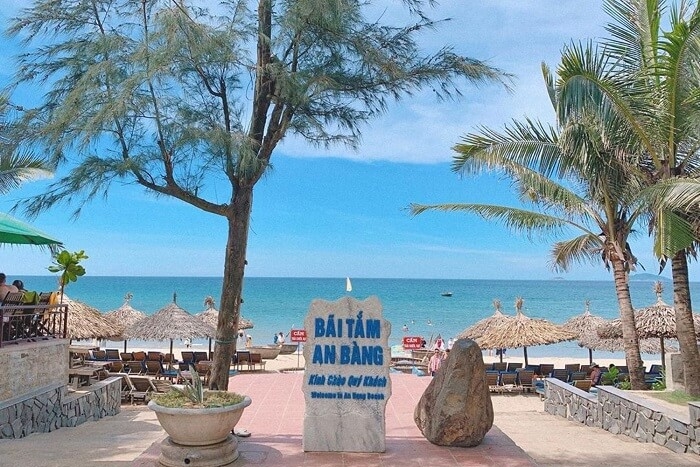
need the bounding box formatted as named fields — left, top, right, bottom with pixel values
left=135, top=373, right=537, bottom=466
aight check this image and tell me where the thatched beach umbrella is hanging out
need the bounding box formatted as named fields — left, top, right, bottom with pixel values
left=197, top=296, right=254, bottom=354
left=563, top=301, right=608, bottom=365
left=457, top=299, right=512, bottom=362
left=125, top=295, right=216, bottom=360
left=596, top=282, right=695, bottom=374
left=104, top=292, right=147, bottom=352
left=476, top=297, right=577, bottom=366
left=63, top=293, right=121, bottom=341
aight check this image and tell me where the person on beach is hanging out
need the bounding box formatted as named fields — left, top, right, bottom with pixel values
left=0, top=273, right=19, bottom=301
left=402, top=324, right=409, bottom=332
left=238, top=330, right=245, bottom=348
left=245, top=334, right=253, bottom=349
left=277, top=332, right=285, bottom=344
left=12, top=280, right=24, bottom=291
left=589, top=363, right=602, bottom=386
left=429, top=349, right=442, bottom=376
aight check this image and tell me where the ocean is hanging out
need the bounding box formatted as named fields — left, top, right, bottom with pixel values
left=20, top=275, right=693, bottom=360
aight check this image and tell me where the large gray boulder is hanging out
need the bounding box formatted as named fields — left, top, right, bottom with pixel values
left=414, top=338, right=493, bottom=446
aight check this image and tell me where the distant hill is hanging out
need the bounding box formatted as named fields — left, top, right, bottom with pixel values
left=629, top=273, right=671, bottom=282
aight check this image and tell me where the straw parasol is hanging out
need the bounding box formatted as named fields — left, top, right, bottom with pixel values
left=457, top=298, right=513, bottom=362
left=596, top=282, right=694, bottom=373
left=104, top=292, right=147, bottom=352
left=62, top=293, right=122, bottom=341
left=476, top=297, right=577, bottom=366
left=563, top=300, right=608, bottom=365
left=197, top=296, right=254, bottom=355
left=125, top=294, right=216, bottom=359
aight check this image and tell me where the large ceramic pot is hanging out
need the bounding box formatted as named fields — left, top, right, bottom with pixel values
left=148, top=395, right=252, bottom=446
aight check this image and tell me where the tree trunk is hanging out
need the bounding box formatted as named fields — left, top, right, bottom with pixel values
left=209, top=185, right=253, bottom=390
left=612, top=257, right=645, bottom=389
left=671, top=251, right=700, bottom=397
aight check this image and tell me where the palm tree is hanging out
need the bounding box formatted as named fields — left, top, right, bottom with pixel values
left=411, top=49, right=649, bottom=389
left=0, top=97, right=52, bottom=192
left=555, top=0, right=700, bottom=395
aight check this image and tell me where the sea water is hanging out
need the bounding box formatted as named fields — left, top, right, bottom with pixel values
left=19, top=276, right=694, bottom=361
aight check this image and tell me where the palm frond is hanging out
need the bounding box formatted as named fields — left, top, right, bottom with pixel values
left=550, top=233, right=603, bottom=272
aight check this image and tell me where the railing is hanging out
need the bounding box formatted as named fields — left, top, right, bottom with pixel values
left=0, top=304, right=68, bottom=347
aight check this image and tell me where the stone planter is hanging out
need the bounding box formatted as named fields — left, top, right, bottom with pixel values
left=148, top=395, right=251, bottom=467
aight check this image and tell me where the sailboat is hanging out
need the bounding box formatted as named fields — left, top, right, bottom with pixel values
left=345, top=277, right=352, bottom=293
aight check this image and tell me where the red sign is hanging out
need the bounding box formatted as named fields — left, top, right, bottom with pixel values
left=402, top=336, right=423, bottom=350
left=290, top=329, right=307, bottom=342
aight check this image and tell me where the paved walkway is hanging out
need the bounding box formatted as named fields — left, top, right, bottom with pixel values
left=1, top=373, right=699, bottom=466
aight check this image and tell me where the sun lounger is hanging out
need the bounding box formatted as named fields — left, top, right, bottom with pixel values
left=109, top=361, right=125, bottom=373
left=492, top=362, right=507, bottom=372
left=506, top=362, right=522, bottom=372
left=147, top=351, right=163, bottom=362
left=129, top=376, right=157, bottom=404
left=181, top=351, right=195, bottom=364
left=194, top=351, right=209, bottom=363
left=249, top=353, right=266, bottom=371
left=120, top=352, right=133, bottom=361
left=91, top=350, right=107, bottom=361
left=551, top=369, right=569, bottom=382
left=105, top=349, right=121, bottom=360
left=564, top=363, right=580, bottom=372
left=499, top=372, right=517, bottom=392
left=486, top=371, right=500, bottom=393
left=517, top=370, right=535, bottom=393
left=569, top=371, right=587, bottom=382
left=538, top=363, right=554, bottom=377
left=144, top=360, right=163, bottom=377
left=132, top=350, right=146, bottom=361
left=126, top=361, right=145, bottom=375
left=151, top=379, right=172, bottom=394
left=573, top=379, right=592, bottom=392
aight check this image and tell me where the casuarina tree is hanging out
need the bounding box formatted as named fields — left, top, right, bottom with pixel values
left=7, top=0, right=507, bottom=389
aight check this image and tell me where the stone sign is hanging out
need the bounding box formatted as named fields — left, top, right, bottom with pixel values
left=302, top=296, right=392, bottom=452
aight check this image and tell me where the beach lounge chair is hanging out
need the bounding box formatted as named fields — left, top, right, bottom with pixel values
left=569, top=371, right=587, bottom=382
left=499, top=372, right=517, bottom=392
left=573, top=379, right=592, bottom=392
left=151, top=379, right=172, bottom=394
left=551, top=369, right=569, bottom=382
left=564, top=363, right=580, bottom=373
left=126, top=361, right=144, bottom=375
left=109, top=361, right=125, bottom=373
left=538, top=363, right=554, bottom=377
left=129, top=376, right=156, bottom=404
left=492, top=362, right=507, bottom=372
left=110, top=373, right=134, bottom=403
left=144, top=360, right=163, bottom=378
left=194, top=351, right=209, bottom=363
left=235, top=351, right=251, bottom=371
left=181, top=351, right=195, bottom=364
left=120, top=352, right=133, bottom=361
left=580, top=364, right=590, bottom=374
left=132, top=350, right=146, bottom=361
left=91, top=350, right=107, bottom=361
left=517, top=370, right=535, bottom=393
left=483, top=362, right=493, bottom=372
left=105, top=349, right=121, bottom=360
left=195, top=361, right=212, bottom=384
left=506, top=362, right=522, bottom=372
left=147, top=351, right=163, bottom=362
left=486, top=372, right=500, bottom=393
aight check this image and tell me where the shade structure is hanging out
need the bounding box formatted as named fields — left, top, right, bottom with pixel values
left=125, top=299, right=216, bottom=359
left=0, top=212, right=62, bottom=247
left=563, top=301, right=608, bottom=365
left=476, top=297, right=577, bottom=366
left=457, top=299, right=512, bottom=362
left=104, top=293, right=147, bottom=352
left=197, top=296, right=254, bottom=355
left=595, top=282, right=697, bottom=374
left=63, top=293, right=121, bottom=341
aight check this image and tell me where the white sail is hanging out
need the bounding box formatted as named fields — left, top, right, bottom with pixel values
left=345, top=277, right=352, bottom=293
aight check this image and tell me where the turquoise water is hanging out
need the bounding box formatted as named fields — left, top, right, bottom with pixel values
left=21, top=276, right=691, bottom=360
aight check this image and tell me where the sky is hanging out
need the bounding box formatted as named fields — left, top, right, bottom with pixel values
left=0, top=1, right=681, bottom=281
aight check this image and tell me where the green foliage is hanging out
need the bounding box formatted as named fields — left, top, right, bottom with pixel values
left=152, top=364, right=244, bottom=408
left=652, top=370, right=666, bottom=391
left=174, top=364, right=205, bottom=405
left=601, top=366, right=620, bottom=386
left=48, top=249, right=87, bottom=287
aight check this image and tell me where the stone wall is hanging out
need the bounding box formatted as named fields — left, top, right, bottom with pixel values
left=0, top=340, right=69, bottom=401
left=0, top=377, right=121, bottom=439
left=543, top=378, right=699, bottom=455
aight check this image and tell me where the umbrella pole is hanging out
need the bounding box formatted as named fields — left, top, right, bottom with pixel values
left=124, top=340, right=127, bottom=353
left=169, top=339, right=174, bottom=370
left=588, top=348, right=593, bottom=365
left=208, top=338, right=212, bottom=359
left=523, top=347, right=528, bottom=367
left=499, top=349, right=503, bottom=363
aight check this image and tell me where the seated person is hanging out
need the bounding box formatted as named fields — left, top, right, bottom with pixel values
left=12, top=280, right=25, bottom=291
left=589, top=363, right=602, bottom=386
left=0, top=273, right=19, bottom=301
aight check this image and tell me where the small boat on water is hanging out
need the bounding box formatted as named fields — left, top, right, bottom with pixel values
left=278, top=343, right=298, bottom=355
left=247, top=346, right=281, bottom=360
left=441, top=291, right=453, bottom=297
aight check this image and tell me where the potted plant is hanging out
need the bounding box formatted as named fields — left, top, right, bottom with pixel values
left=148, top=366, right=251, bottom=465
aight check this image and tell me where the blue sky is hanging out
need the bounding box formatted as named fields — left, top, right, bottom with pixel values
left=0, top=1, right=680, bottom=280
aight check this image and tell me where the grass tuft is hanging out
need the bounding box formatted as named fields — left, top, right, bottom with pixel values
left=152, top=390, right=244, bottom=409
left=648, top=390, right=696, bottom=406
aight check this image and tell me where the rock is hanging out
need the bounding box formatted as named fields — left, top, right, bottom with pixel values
left=414, top=338, right=493, bottom=447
